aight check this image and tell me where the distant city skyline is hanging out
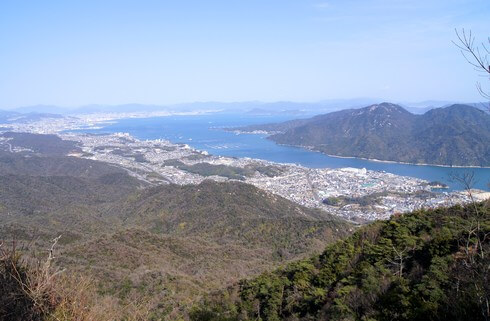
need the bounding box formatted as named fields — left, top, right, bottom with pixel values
left=1, top=0, right=489, bottom=108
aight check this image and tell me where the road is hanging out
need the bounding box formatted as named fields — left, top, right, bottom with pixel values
left=306, top=172, right=322, bottom=203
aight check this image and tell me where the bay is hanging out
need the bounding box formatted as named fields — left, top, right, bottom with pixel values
left=79, top=113, right=490, bottom=191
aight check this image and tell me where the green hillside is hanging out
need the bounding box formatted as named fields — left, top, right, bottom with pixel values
left=192, top=201, right=490, bottom=321
left=0, top=142, right=352, bottom=320
left=241, top=103, right=490, bottom=166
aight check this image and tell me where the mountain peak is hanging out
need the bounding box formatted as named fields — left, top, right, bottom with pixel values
left=263, top=103, right=490, bottom=166
left=350, top=102, right=411, bottom=118
left=436, top=103, right=485, bottom=113
left=365, top=102, right=408, bottom=114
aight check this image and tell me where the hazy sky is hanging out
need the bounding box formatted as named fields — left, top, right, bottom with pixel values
left=1, top=0, right=489, bottom=108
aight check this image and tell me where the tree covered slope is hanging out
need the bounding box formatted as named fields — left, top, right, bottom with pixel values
left=192, top=201, right=490, bottom=321
left=244, top=103, right=490, bottom=166
left=0, top=139, right=353, bottom=320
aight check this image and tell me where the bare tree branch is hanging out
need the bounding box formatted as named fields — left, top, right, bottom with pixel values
left=454, top=29, right=490, bottom=110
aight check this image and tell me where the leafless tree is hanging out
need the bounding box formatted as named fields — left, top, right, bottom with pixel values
left=454, top=29, right=490, bottom=190
left=450, top=171, right=489, bottom=320
left=386, top=244, right=411, bottom=277
left=450, top=172, right=487, bottom=259
left=454, top=28, right=490, bottom=110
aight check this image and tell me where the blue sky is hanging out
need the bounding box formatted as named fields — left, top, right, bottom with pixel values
left=0, top=0, right=489, bottom=108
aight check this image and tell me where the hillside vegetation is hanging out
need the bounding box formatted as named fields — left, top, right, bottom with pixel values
left=0, top=149, right=146, bottom=237
left=239, top=103, right=490, bottom=166
left=0, top=137, right=352, bottom=320
left=1, top=132, right=81, bottom=155
left=192, top=201, right=490, bottom=321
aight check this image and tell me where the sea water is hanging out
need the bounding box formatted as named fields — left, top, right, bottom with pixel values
left=78, top=113, right=490, bottom=191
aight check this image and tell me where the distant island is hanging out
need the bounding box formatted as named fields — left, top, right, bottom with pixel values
left=233, top=103, right=490, bottom=167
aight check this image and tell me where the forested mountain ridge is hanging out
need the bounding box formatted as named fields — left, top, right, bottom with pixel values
left=191, top=201, right=490, bottom=321
left=238, top=103, right=490, bottom=166
left=2, top=132, right=487, bottom=321
left=0, top=135, right=353, bottom=320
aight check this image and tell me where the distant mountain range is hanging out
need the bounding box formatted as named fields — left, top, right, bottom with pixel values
left=236, top=103, right=490, bottom=167
left=4, top=101, right=377, bottom=116
left=3, top=99, right=480, bottom=116
left=0, top=109, right=63, bottom=125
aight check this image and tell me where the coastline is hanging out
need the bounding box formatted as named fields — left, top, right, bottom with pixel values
left=234, top=131, right=490, bottom=169
left=320, top=149, right=490, bottom=169
left=72, top=120, right=489, bottom=191
left=3, top=112, right=488, bottom=192
left=26, top=114, right=487, bottom=191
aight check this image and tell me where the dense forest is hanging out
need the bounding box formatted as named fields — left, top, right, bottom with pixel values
left=191, top=201, right=490, bottom=321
